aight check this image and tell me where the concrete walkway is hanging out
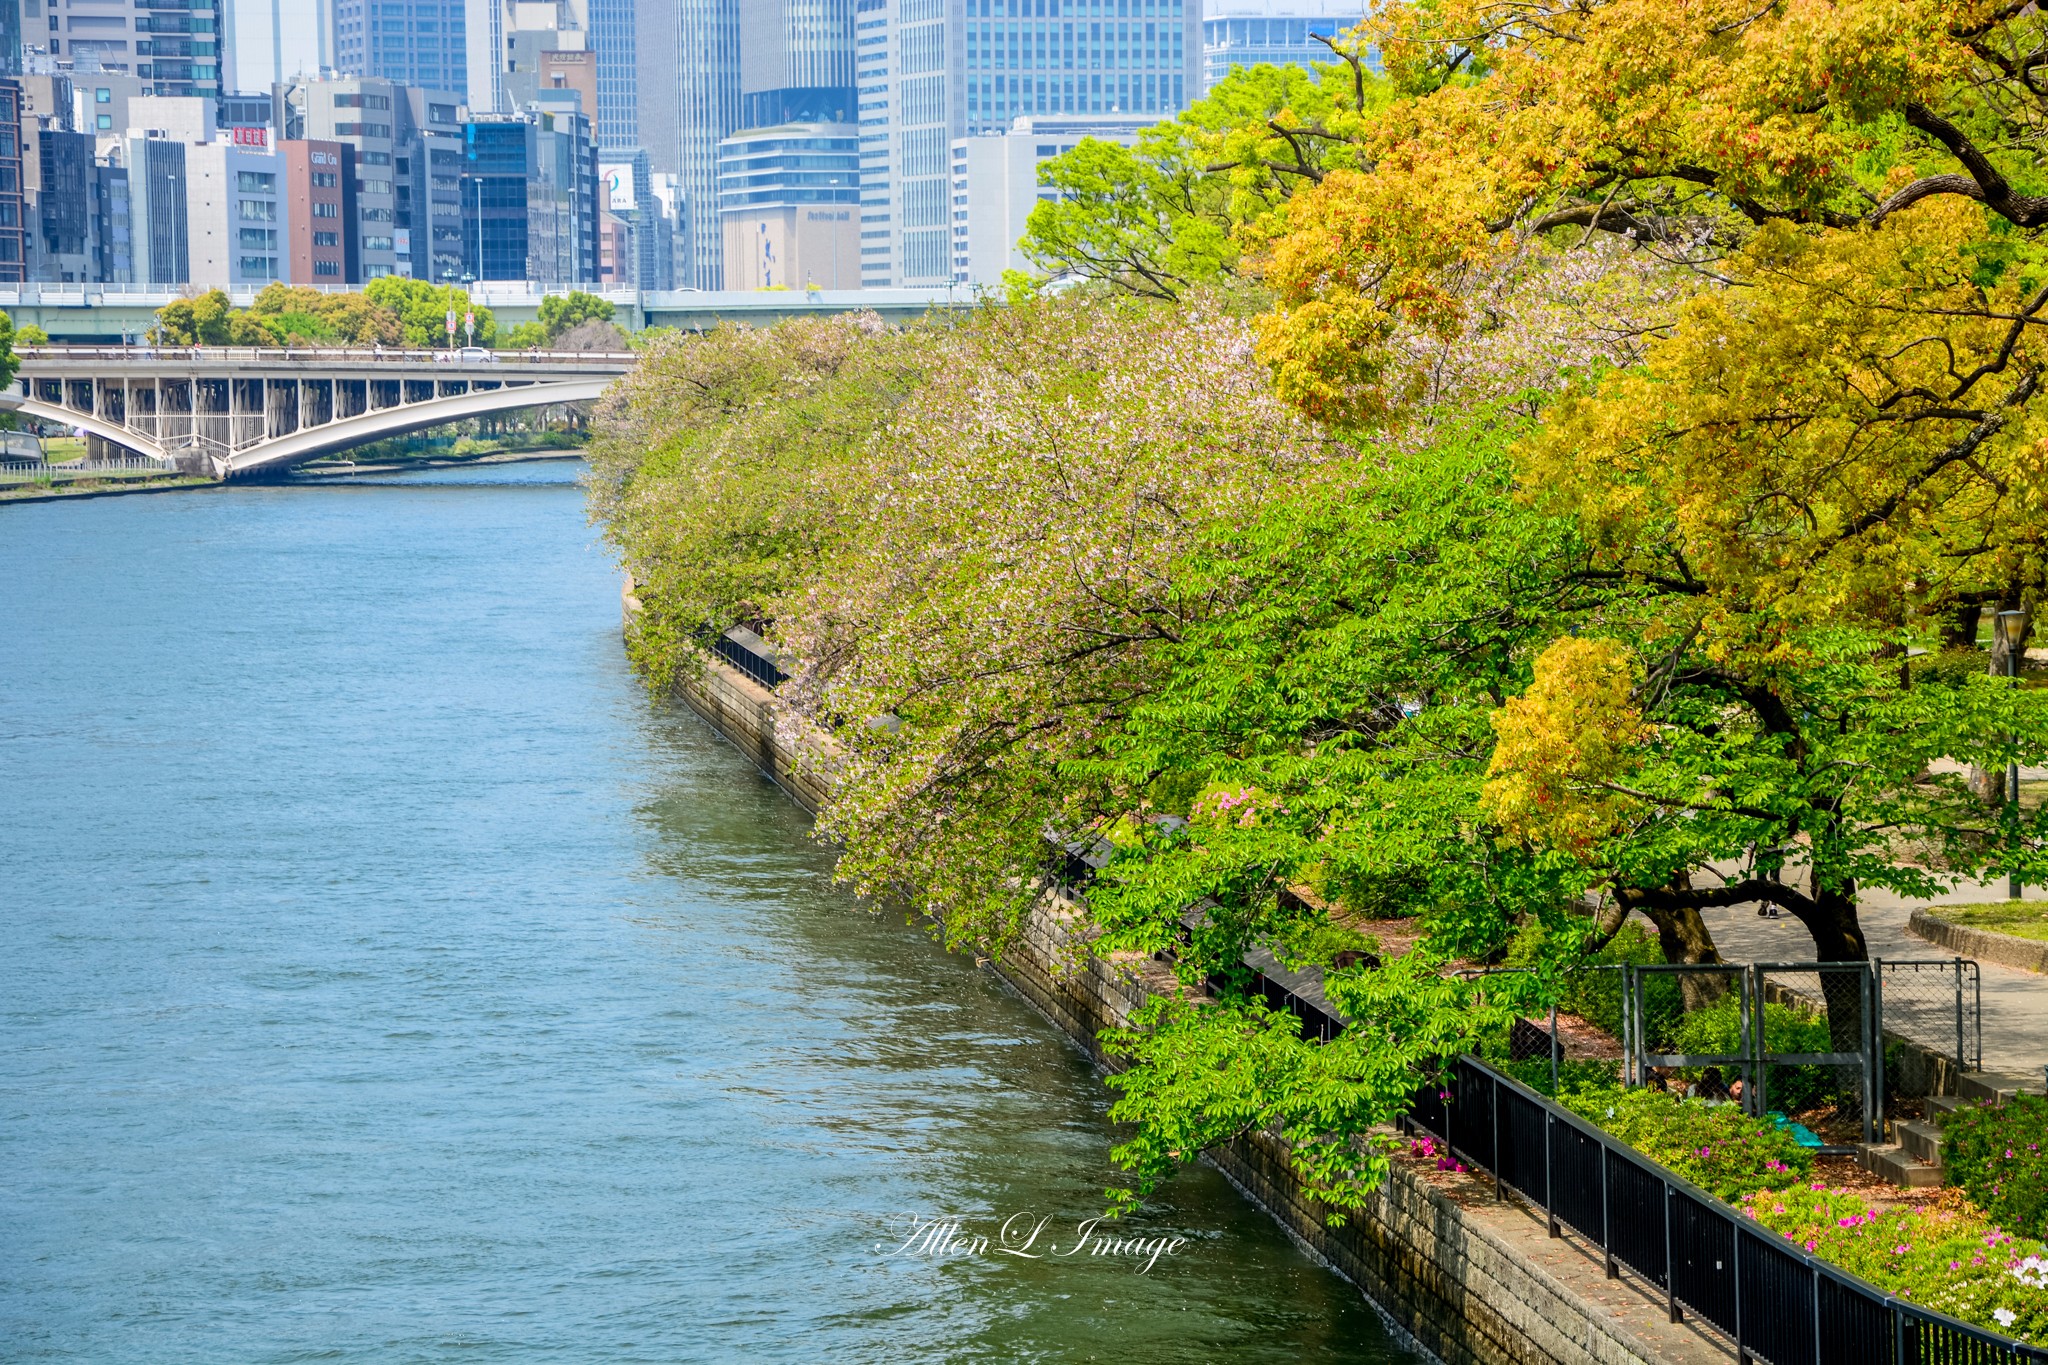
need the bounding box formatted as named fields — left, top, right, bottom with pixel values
left=1686, top=875, right=2048, bottom=1077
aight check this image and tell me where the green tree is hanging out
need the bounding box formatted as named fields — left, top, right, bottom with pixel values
left=535, top=290, right=614, bottom=340
left=15, top=322, right=48, bottom=347
left=362, top=278, right=496, bottom=348
left=1018, top=57, right=1378, bottom=297
left=0, top=310, right=21, bottom=390
left=151, top=289, right=234, bottom=344
left=502, top=321, right=549, bottom=350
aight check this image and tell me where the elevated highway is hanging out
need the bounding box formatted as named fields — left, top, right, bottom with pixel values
left=0, top=285, right=971, bottom=342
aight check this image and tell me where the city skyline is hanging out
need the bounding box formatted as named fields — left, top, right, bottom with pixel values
left=0, top=0, right=1360, bottom=294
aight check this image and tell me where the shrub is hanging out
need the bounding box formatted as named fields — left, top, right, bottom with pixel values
left=1562, top=1087, right=1813, bottom=1201
left=1943, top=1097, right=2048, bottom=1240
left=1745, top=1184, right=2048, bottom=1341
left=1668, top=995, right=1839, bottom=1112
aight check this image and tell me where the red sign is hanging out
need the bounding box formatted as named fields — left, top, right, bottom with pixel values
left=230, top=125, right=269, bottom=149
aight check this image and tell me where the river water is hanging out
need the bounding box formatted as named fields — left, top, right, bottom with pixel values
left=0, top=463, right=1411, bottom=1364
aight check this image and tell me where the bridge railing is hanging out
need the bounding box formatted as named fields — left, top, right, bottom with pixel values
left=13, top=346, right=639, bottom=367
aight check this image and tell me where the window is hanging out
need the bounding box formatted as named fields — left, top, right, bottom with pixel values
left=237, top=227, right=276, bottom=248
left=362, top=233, right=393, bottom=250
left=312, top=202, right=338, bottom=218
left=95, top=87, right=111, bottom=103
left=361, top=207, right=393, bottom=222
left=314, top=259, right=341, bottom=276
left=360, top=150, right=391, bottom=166
left=236, top=171, right=275, bottom=192
left=312, top=172, right=337, bottom=187
left=428, top=103, right=456, bottom=123
left=356, top=178, right=390, bottom=194
left=313, top=230, right=339, bottom=246
left=96, top=114, right=110, bottom=129
left=237, top=254, right=276, bottom=274
left=237, top=199, right=277, bottom=221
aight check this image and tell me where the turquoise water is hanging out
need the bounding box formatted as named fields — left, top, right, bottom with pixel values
left=0, top=464, right=1412, bottom=1363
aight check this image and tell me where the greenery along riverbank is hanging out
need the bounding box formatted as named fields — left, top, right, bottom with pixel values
left=587, top=0, right=2048, bottom=1247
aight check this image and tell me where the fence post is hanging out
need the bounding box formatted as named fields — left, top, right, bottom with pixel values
left=1733, top=1221, right=1745, bottom=1363
left=1549, top=1000, right=1560, bottom=1095
left=1954, top=958, right=1966, bottom=1085
left=1492, top=1073, right=1504, bottom=1203
left=1663, top=1181, right=1679, bottom=1323
left=1545, top=1111, right=1559, bottom=1238
left=1811, top=1264, right=1822, bottom=1365
left=1601, top=1140, right=1617, bottom=1280
left=1752, top=965, right=1769, bottom=1119
left=1893, top=1302, right=1905, bottom=1365
left=1866, top=964, right=1881, bottom=1145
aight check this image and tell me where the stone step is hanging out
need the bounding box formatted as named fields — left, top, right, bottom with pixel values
left=1959, top=1071, right=2048, bottom=1105
left=1861, top=1143, right=1944, bottom=1188
left=1897, top=1119, right=1945, bottom=1168
left=1926, top=1094, right=1964, bottom=1118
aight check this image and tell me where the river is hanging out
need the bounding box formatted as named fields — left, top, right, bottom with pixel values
left=0, top=463, right=1413, bottom=1363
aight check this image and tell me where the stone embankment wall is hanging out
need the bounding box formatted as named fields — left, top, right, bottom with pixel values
left=628, top=583, right=1721, bottom=1365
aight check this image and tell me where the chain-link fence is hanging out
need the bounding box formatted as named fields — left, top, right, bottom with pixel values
left=1875, top=958, right=1982, bottom=1089
left=1456, top=957, right=1979, bottom=1141
left=1753, top=963, right=1878, bottom=1146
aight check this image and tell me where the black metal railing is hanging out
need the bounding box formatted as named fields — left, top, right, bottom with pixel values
left=703, top=628, right=786, bottom=690
left=1404, top=1056, right=2048, bottom=1365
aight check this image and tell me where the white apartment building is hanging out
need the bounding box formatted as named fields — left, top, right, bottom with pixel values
left=185, top=136, right=291, bottom=286
left=947, top=112, right=1146, bottom=287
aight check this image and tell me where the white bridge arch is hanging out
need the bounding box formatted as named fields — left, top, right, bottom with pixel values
left=3, top=345, right=636, bottom=477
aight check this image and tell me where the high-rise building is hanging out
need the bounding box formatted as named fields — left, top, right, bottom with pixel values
left=1200, top=0, right=1362, bottom=91
left=225, top=0, right=326, bottom=93
left=602, top=148, right=673, bottom=290
left=281, top=137, right=346, bottom=280
left=24, top=0, right=225, bottom=98
left=185, top=134, right=291, bottom=286
left=398, top=84, right=463, bottom=282
left=859, top=0, right=1196, bottom=289
left=0, top=0, right=23, bottom=76
left=672, top=0, right=738, bottom=289
left=119, top=131, right=189, bottom=283
left=280, top=73, right=461, bottom=280
left=459, top=107, right=598, bottom=284
left=95, top=157, right=132, bottom=282
left=716, top=118, right=856, bottom=290
left=948, top=112, right=1145, bottom=287
left=586, top=0, right=632, bottom=150
left=331, top=0, right=465, bottom=96
left=631, top=0, right=676, bottom=172
left=32, top=125, right=97, bottom=280
left=0, top=82, right=28, bottom=282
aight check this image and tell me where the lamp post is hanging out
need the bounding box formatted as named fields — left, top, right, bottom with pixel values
left=1997, top=608, right=2029, bottom=901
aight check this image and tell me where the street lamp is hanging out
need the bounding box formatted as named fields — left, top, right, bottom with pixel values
left=1997, top=607, right=2030, bottom=901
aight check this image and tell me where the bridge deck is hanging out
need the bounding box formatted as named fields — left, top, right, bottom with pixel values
left=12, top=345, right=638, bottom=379
left=5, top=346, right=635, bottom=477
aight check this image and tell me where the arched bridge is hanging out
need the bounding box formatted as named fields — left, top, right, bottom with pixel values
left=4, top=345, right=638, bottom=478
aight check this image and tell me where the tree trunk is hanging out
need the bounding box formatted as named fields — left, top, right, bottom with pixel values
left=1785, top=876, right=1869, bottom=1057
left=1636, top=897, right=1729, bottom=1012
left=1943, top=604, right=1983, bottom=651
